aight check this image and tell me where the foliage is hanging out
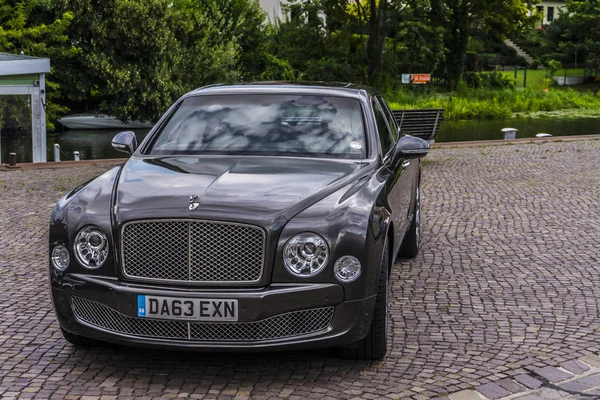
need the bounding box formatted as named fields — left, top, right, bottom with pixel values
left=271, top=0, right=445, bottom=86
left=3, top=0, right=591, bottom=131
left=0, top=0, right=75, bottom=130
left=463, top=70, right=515, bottom=89
left=387, top=87, right=600, bottom=120
left=547, top=59, right=563, bottom=76
left=439, top=0, right=536, bottom=89
left=180, top=0, right=292, bottom=82
left=543, top=0, right=600, bottom=74
left=54, top=0, right=240, bottom=122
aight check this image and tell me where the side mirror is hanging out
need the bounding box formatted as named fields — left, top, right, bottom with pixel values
left=112, top=131, right=138, bottom=156
left=395, top=135, right=430, bottom=159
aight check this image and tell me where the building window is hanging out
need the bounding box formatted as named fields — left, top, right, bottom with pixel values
left=547, top=7, right=554, bottom=22
left=536, top=5, right=544, bottom=14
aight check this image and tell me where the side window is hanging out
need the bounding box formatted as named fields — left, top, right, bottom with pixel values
left=376, top=96, right=399, bottom=142
left=372, top=100, right=394, bottom=155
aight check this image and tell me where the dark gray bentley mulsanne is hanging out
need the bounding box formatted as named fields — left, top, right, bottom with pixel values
left=49, top=82, right=429, bottom=359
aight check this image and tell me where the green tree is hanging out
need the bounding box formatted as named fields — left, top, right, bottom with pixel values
left=273, top=0, right=446, bottom=87
left=0, top=0, right=75, bottom=130
left=388, top=0, right=446, bottom=86
left=189, top=0, right=289, bottom=81
left=439, top=0, right=535, bottom=89
left=57, top=0, right=240, bottom=122
left=544, top=0, right=600, bottom=74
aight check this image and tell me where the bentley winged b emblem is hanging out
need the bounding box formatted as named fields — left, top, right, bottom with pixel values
left=188, top=195, right=200, bottom=211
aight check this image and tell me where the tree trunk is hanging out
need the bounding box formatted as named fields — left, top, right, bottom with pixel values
left=365, top=0, right=388, bottom=85
left=443, top=1, right=469, bottom=89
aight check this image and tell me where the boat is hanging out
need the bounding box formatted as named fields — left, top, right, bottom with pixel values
left=57, top=113, right=153, bottom=130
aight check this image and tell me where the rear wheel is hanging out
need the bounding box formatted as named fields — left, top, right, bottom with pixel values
left=399, top=184, right=421, bottom=258
left=340, top=238, right=390, bottom=360
left=60, top=327, right=100, bottom=347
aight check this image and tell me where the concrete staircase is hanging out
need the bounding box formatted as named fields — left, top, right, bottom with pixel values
left=504, top=39, right=534, bottom=65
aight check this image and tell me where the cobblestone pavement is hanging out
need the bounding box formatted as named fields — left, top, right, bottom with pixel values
left=1, top=139, right=600, bottom=400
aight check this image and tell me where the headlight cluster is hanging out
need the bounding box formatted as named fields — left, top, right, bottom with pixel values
left=73, top=226, right=109, bottom=268
left=283, top=233, right=329, bottom=278
left=51, top=226, right=109, bottom=272
left=283, top=232, right=362, bottom=282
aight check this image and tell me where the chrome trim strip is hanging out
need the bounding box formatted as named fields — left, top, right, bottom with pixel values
left=120, top=219, right=267, bottom=285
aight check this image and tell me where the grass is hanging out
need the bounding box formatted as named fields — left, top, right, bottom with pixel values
left=387, top=87, right=600, bottom=121
left=501, top=68, right=587, bottom=90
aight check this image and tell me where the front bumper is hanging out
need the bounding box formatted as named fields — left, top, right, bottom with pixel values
left=51, top=274, right=376, bottom=351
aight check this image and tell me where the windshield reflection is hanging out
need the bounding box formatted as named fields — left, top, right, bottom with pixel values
left=147, top=95, right=366, bottom=159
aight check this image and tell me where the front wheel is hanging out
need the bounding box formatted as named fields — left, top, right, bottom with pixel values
left=399, top=184, right=421, bottom=258
left=340, top=238, right=389, bottom=360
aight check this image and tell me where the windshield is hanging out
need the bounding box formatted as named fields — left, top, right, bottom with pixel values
left=145, top=94, right=367, bottom=159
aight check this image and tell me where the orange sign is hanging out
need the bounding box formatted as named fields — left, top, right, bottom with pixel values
left=412, top=74, right=431, bottom=84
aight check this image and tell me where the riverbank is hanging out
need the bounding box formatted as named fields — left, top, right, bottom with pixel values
left=3, top=134, right=600, bottom=170
left=387, top=87, right=600, bottom=121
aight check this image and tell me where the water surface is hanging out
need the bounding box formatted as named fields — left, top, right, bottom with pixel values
left=437, top=118, right=600, bottom=142
left=2, top=118, right=600, bottom=163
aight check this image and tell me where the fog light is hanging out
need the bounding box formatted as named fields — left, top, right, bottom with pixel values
left=51, top=245, right=70, bottom=271
left=334, top=256, right=361, bottom=282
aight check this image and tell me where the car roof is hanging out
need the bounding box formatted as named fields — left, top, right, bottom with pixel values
left=187, top=81, right=376, bottom=98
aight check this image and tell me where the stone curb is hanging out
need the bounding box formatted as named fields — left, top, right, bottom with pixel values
left=431, top=134, right=600, bottom=148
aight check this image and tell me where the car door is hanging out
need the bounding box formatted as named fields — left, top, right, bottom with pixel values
left=372, top=97, right=413, bottom=249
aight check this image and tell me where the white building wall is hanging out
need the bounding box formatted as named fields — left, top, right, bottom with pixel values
left=535, top=0, right=565, bottom=25
left=259, top=0, right=284, bottom=23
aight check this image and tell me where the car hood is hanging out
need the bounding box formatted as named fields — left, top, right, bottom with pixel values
left=115, top=156, right=371, bottom=226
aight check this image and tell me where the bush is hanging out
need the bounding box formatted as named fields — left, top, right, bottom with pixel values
left=386, top=87, right=600, bottom=120
left=463, top=71, right=515, bottom=89
left=259, top=54, right=296, bottom=81
left=465, top=51, right=480, bottom=72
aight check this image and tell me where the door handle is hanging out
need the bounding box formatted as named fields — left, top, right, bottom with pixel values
left=402, top=160, right=411, bottom=168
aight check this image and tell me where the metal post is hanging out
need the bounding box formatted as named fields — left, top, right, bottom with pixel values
left=74, top=151, right=80, bottom=161
left=54, top=144, right=61, bottom=162
left=502, top=128, right=518, bottom=140
left=514, top=66, right=518, bottom=81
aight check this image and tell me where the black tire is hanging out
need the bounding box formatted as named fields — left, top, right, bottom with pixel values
left=340, top=238, right=390, bottom=360
left=60, top=327, right=100, bottom=347
left=399, top=183, right=421, bottom=258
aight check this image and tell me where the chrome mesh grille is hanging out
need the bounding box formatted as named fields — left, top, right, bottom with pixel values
left=71, top=297, right=334, bottom=342
left=189, top=308, right=334, bottom=341
left=121, top=220, right=265, bottom=283
left=72, top=296, right=188, bottom=339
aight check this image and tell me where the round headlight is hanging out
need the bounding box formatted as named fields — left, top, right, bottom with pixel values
left=51, top=245, right=70, bottom=271
left=334, top=256, right=362, bottom=282
left=283, top=233, right=329, bottom=277
left=74, top=226, right=109, bottom=268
